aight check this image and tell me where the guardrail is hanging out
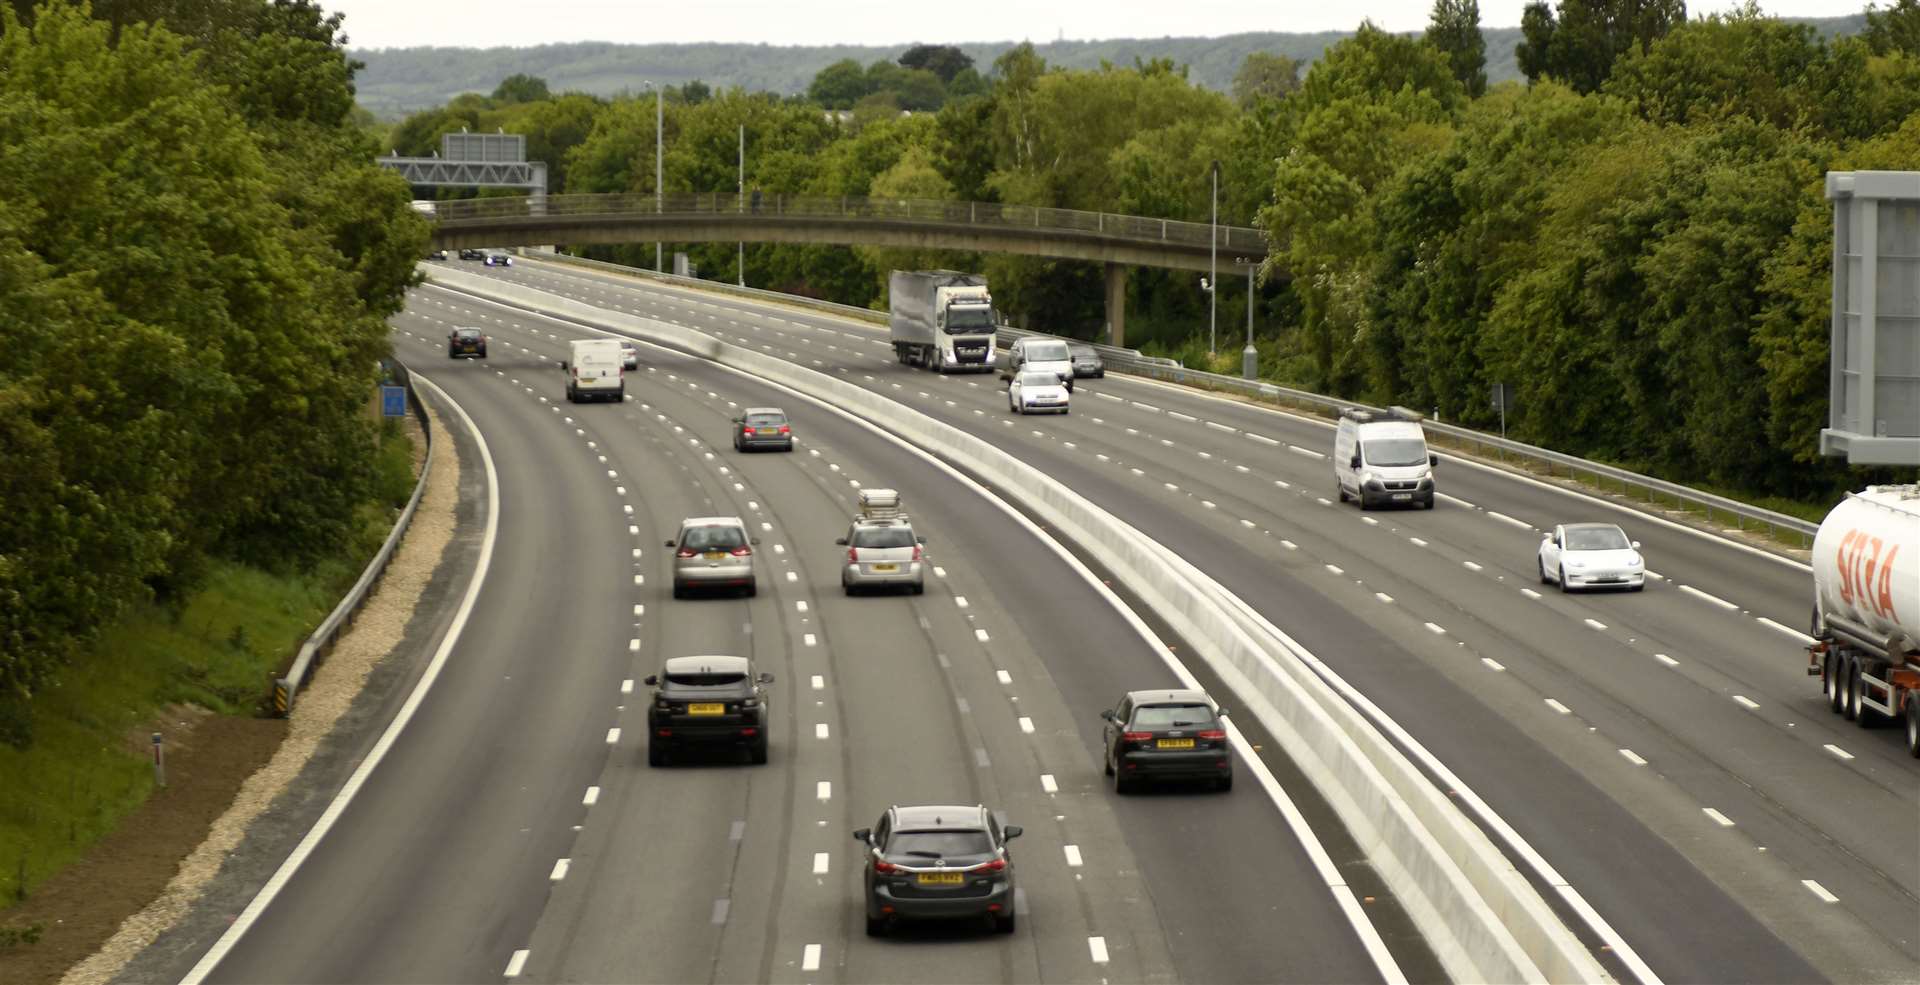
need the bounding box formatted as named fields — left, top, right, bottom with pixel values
left=272, top=363, right=436, bottom=716
left=435, top=192, right=1266, bottom=251
left=530, top=251, right=1814, bottom=547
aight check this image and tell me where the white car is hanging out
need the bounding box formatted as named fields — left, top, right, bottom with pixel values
left=1539, top=523, right=1644, bottom=592
left=1008, top=370, right=1070, bottom=414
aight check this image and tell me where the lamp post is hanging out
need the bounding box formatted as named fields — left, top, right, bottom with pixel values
left=644, top=80, right=663, bottom=273
left=1236, top=258, right=1258, bottom=380
left=1208, top=161, right=1219, bottom=356
left=738, top=124, right=745, bottom=287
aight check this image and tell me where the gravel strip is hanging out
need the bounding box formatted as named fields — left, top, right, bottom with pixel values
left=60, top=401, right=461, bottom=985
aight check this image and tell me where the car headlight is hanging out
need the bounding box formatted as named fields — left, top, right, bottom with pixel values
left=1628, top=554, right=1643, bottom=567
left=1359, top=471, right=1378, bottom=486
left=1567, top=560, right=1587, bottom=569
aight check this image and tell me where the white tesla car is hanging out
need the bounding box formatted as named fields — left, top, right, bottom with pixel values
left=1539, top=523, right=1645, bottom=592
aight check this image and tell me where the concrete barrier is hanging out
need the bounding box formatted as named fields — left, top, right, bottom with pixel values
left=425, top=267, right=1610, bottom=983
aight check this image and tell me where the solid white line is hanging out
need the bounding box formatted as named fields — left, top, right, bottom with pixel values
left=583, top=786, right=600, bottom=806
left=504, top=949, right=529, bottom=978
left=606, top=728, right=621, bottom=744
left=181, top=377, right=503, bottom=985
left=1654, top=653, right=1680, bottom=666
left=1019, top=717, right=1035, bottom=733
left=1733, top=695, right=1759, bottom=710
left=1424, top=622, right=1446, bottom=635
left=1679, top=584, right=1739, bottom=610
left=1088, top=937, right=1110, bottom=964
left=1063, top=845, right=1083, bottom=866
left=815, top=723, right=830, bottom=739
left=974, top=628, right=991, bottom=642
left=550, top=858, right=570, bottom=881
left=1486, top=511, right=1533, bottom=530
left=1824, top=744, right=1854, bottom=761
left=817, top=781, right=832, bottom=800
left=1481, top=658, right=1506, bottom=671
left=1803, top=880, right=1839, bottom=903
left=1546, top=699, right=1571, bottom=715
left=1703, top=808, right=1735, bottom=827
left=813, top=852, right=830, bottom=875
left=1619, top=749, right=1647, bottom=765
left=802, top=944, right=822, bottom=971
left=1040, top=774, right=1057, bottom=793
left=1584, top=618, right=1608, bottom=631
left=1758, top=617, right=1816, bottom=644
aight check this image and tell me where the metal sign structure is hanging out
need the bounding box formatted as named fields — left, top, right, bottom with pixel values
left=378, top=130, right=548, bottom=196
left=1825, top=170, right=1920, bottom=466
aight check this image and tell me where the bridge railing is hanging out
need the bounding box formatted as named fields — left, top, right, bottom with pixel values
left=433, top=192, right=1267, bottom=251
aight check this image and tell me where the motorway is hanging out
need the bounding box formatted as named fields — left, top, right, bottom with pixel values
left=440, top=255, right=1920, bottom=983
left=182, top=279, right=1414, bottom=983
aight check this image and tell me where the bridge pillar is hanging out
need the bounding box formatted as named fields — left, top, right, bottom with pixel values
left=1104, top=262, right=1127, bottom=348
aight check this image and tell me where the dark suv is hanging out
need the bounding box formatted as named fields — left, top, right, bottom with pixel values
left=1100, top=689, right=1233, bottom=792
left=447, top=327, right=487, bottom=359
left=457, top=247, right=484, bottom=261
left=644, top=655, right=772, bottom=766
left=853, top=804, right=1021, bottom=936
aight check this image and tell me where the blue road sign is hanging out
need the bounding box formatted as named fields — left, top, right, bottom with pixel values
left=382, top=386, right=407, bottom=418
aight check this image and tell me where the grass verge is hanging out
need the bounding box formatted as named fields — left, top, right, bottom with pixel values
left=0, top=419, right=418, bottom=911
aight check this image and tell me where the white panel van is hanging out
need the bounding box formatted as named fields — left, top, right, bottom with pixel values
left=564, top=338, right=625, bottom=403
left=1334, top=409, right=1436, bottom=509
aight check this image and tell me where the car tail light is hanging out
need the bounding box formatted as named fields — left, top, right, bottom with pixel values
left=778, top=425, right=790, bottom=434
left=1199, top=729, right=1226, bottom=740
left=1123, top=731, right=1154, bottom=743
left=742, top=427, right=756, bottom=436
left=675, top=548, right=697, bottom=559
left=873, top=860, right=899, bottom=874
left=969, top=859, right=1006, bottom=873
left=729, top=545, right=752, bottom=557
left=911, top=545, right=923, bottom=562
left=847, top=547, right=859, bottom=563
left=739, top=727, right=757, bottom=736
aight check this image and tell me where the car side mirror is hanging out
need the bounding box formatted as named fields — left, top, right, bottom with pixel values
left=665, top=540, right=676, bottom=548
left=1631, top=540, right=1642, bottom=550
left=1349, top=455, right=1361, bottom=469
left=1099, top=709, right=1115, bottom=721
left=1542, top=533, right=1552, bottom=542
left=757, top=672, right=775, bottom=684
left=750, top=537, right=761, bottom=546
left=834, top=537, right=848, bottom=546
left=1429, top=454, right=1438, bottom=468
left=852, top=828, right=871, bottom=844
left=1003, top=825, right=1023, bottom=840
left=559, top=360, right=569, bottom=370
left=916, top=536, right=927, bottom=545
left=731, top=417, right=742, bottom=424
left=642, top=674, right=658, bottom=686
left=1215, top=707, right=1229, bottom=718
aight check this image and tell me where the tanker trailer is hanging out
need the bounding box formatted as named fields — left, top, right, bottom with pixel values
left=1809, top=485, right=1920, bottom=756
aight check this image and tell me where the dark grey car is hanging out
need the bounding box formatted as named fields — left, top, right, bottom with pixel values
left=644, top=655, right=773, bottom=766
left=853, top=804, right=1021, bottom=936
left=732, top=407, right=793, bottom=452
left=1100, top=689, right=1232, bottom=792
left=1069, top=344, right=1105, bottom=378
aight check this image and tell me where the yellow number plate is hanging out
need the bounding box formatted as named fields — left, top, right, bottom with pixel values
left=917, top=872, right=965, bottom=886
left=704, top=551, right=727, bottom=560
left=872, top=563, right=898, bottom=573
left=1157, top=738, right=1196, bottom=750
left=688, top=703, right=725, bottom=716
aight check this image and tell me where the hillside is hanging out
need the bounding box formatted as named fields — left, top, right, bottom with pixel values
left=348, top=15, right=1866, bottom=117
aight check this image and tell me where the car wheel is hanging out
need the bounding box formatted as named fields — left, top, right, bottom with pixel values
left=1843, top=658, right=1861, bottom=721
left=1103, top=751, right=1114, bottom=776
left=1826, top=652, right=1845, bottom=713
left=1537, top=558, right=1550, bottom=585
left=1218, top=773, right=1233, bottom=793
left=1337, top=483, right=1348, bottom=504
left=1906, top=697, right=1920, bottom=758
left=994, top=912, right=1016, bottom=935
left=749, top=740, right=769, bottom=765
left=865, top=915, right=887, bottom=938
left=1113, top=770, right=1134, bottom=795
left=672, top=582, right=686, bottom=600
left=647, top=743, right=666, bottom=767
left=744, top=581, right=758, bottom=598
left=1422, top=496, right=1434, bottom=510
left=911, top=581, right=925, bottom=595
left=1557, top=566, right=1569, bottom=593
left=1630, top=583, right=1645, bottom=592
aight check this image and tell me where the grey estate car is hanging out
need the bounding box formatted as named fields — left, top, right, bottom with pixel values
left=732, top=407, right=794, bottom=452
left=854, top=804, right=1021, bottom=936
left=668, top=517, right=759, bottom=598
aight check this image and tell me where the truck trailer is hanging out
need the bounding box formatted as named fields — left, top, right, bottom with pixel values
left=888, top=270, right=997, bottom=373
left=1808, top=484, right=1920, bottom=756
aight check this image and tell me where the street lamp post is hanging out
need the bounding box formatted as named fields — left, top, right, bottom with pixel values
left=1208, top=161, right=1219, bottom=356
left=738, top=124, right=745, bottom=287
left=1240, top=259, right=1258, bottom=380
left=646, top=80, right=663, bottom=273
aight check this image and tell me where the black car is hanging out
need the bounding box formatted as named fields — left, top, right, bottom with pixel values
left=854, top=804, right=1020, bottom=936
left=1069, top=344, right=1106, bottom=378
left=457, top=247, right=484, bottom=261
left=644, top=655, right=771, bottom=766
left=1100, top=689, right=1232, bottom=792
left=447, top=327, right=487, bottom=359
left=731, top=407, right=794, bottom=452
left=427, top=248, right=448, bottom=260
left=483, top=249, right=513, bottom=267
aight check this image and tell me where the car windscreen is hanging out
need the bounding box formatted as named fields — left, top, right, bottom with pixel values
left=852, top=526, right=915, bottom=549
left=889, top=830, right=993, bottom=857
left=1362, top=438, right=1428, bottom=467
left=1130, top=703, right=1215, bottom=729
left=1025, top=341, right=1070, bottom=361
left=665, top=672, right=747, bottom=687
left=682, top=525, right=746, bottom=550
left=944, top=305, right=994, bottom=334
left=745, top=414, right=786, bottom=427
left=454, top=329, right=482, bottom=339
left=1071, top=347, right=1099, bottom=360
left=1566, top=527, right=1630, bottom=551
left=1018, top=371, right=1060, bottom=387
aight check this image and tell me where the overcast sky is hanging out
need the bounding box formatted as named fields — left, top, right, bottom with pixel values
left=329, top=1, right=1866, bottom=50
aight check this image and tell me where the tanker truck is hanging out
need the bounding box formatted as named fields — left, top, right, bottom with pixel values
left=887, top=270, right=997, bottom=373
left=1808, top=484, right=1920, bottom=757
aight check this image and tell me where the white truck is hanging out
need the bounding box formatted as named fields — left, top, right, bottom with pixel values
left=1807, top=484, right=1920, bottom=756
left=562, top=338, right=625, bottom=403
left=888, top=270, right=997, bottom=373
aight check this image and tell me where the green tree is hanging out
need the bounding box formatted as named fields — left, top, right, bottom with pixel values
left=492, top=72, right=551, bottom=104
left=1231, top=51, right=1301, bottom=109
left=899, top=43, right=973, bottom=84
left=808, top=58, right=867, bottom=109
left=678, top=79, right=712, bottom=104
left=1863, top=0, right=1920, bottom=56
left=1514, top=0, right=1686, bottom=93
left=1424, top=0, right=1487, bottom=98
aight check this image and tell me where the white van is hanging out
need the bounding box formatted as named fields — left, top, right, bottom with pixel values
left=1334, top=409, right=1436, bottom=509
left=564, top=338, right=625, bottom=403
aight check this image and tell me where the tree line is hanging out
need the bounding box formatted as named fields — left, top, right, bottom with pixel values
left=0, top=0, right=426, bottom=744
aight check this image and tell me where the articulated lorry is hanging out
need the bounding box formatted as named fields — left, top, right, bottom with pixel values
left=1807, top=484, right=1920, bottom=756
left=888, top=270, right=997, bottom=373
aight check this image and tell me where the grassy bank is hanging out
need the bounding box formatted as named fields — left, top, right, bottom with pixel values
left=0, top=419, right=418, bottom=907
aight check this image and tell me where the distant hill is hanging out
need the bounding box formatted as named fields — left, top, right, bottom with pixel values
left=349, top=15, right=1867, bottom=118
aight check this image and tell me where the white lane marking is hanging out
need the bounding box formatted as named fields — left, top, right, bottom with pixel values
left=1325, top=564, right=1344, bottom=576
left=616, top=486, right=626, bottom=495
left=1165, top=482, right=1180, bottom=491
left=1463, top=561, right=1483, bottom=572
left=1410, top=537, right=1428, bottom=547
left=628, top=525, right=639, bottom=535
left=628, top=639, right=640, bottom=652
left=1481, top=658, right=1506, bottom=671
left=1646, top=571, right=1665, bottom=581
left=1316, top=497, right=1333, bottom=506
left=1289, top=445, right=1326, bottom=459
left=1041, top=774, right=1058, bottom=793
left=633, top=575, right=644, bottom=586
left=795, top=600, right=809, bottom=612
left=1097, top=391, right=1122, bottom=401
left=804, top=633, right=817, bottom=647
left=1437, top=493, right=1477, bottom=509
left=1361, top=516, right=1379, bottom=526
left=620, top=679, right=633, bottom=694
left=1619, top=749, right=1647, bottom=765
left=975, top=628, right=991, bottom=642
left=773, top=544, right=787, bottom=555
left=1758, top=617, right=1816, bottom=644
left=1521, top=589, right=1542, bottom=600
left=955, top=596, right=970, bottom=608
left=1274, top=479, right=1292, bottom=489
left=1584, top=618, right=1608, bottom=631
left=1424, top=622, right=1446, bottom=635
left=1654, top=653, right=1680, bottom=667
left=1545, top=699, right=1571, bottom=715
left=1169, top=411, right=1198, bottom=422
left=996, top=670, right=1013, bottom=684
left=1242, top=519, right=1258, bottom=528
left=1702, top=808, right=1735, bottom=827
left=1679, top=584, right=1739, bottom=610
left=813, top=852, right=830, bottom=875
left=1089, top=937, right=1110, bottom=964
left=1486, top=510, right=1533, bottom=530
left=622, top=504, right=634, bottom=515
left=1096, top=453, right=1111, bottom=462
left=817, top=781, right=832, bottom=801
left=1236, top=464, right=1251, bottom=473
left=1732, top=695, right=1759, bottom=710
left=934, top=566, right=948, bottom=578
left=801, top=944, right=822, bottom=972
left=1130, top=468, right=1145, bottom=476
left=1279, top=539, right=1297, bottom=550
left=1130, top=400, right=1160, bottom=412
left=815, top=723, right=830, bottom=739
left=1824, top=744, right=1854, bottom=761
left=606, top=728, right=621, bottom=744
left=504, top=949, right=529, bottom=978
left=786, top=571, right=798, bottom=582
left=1375, top=593, right=1394, bottom=603
left=1019, top=717, right=1035, bottom=734
left=1202, top=500, right=1216, bottom=509
left=1063, top=845, right=1084, bottom=867
left=1803, top=880, right=1839, bottom=903
left=1246, top=433, right=1280, bottom=446
left=550, top=858, right=570, bottom=881
left=583, top=786, right=600, bottom=806
left=1207, top=421, right=1238, bottom=433
left=811, top=675, right=825, bottom=690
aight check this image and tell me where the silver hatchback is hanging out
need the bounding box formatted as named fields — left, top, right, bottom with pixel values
left=669, top=517, right=759, bottom=598
left=838, top=520, right=925, bottom=594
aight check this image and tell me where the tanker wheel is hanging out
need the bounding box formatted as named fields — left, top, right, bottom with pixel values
left=1825, top=653, right=1844, bottom=713
left=1906, top=697, right=1920, bottom=758
left=1843, top=658, right=1861, bottom=722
